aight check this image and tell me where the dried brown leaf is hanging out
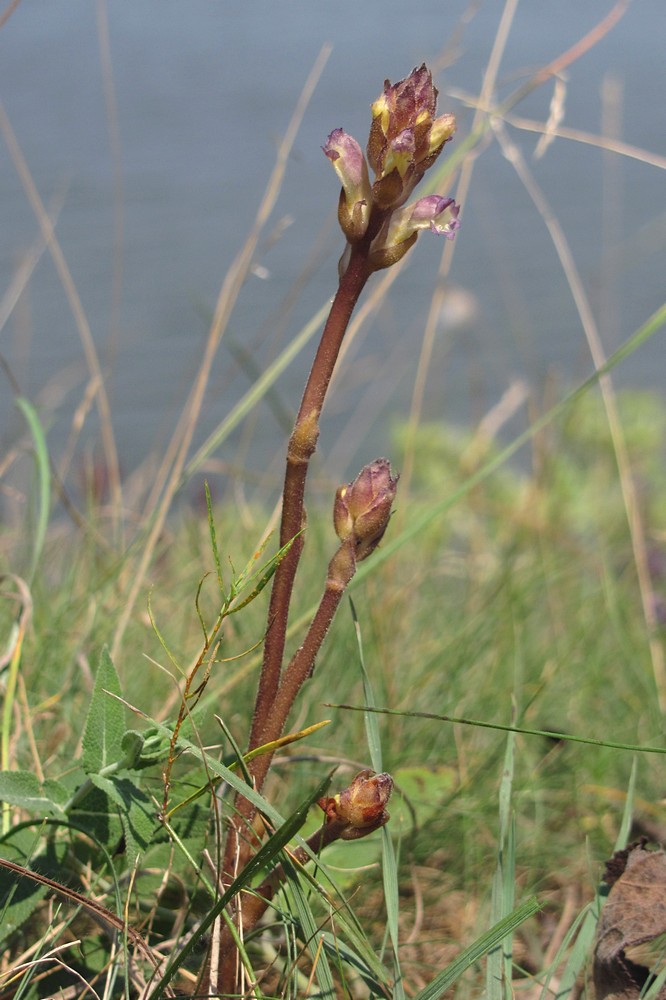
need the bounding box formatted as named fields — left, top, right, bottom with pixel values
left=594, top=840, right=666, bottom=999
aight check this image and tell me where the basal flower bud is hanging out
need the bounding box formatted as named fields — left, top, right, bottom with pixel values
left=318, top=770, right=393, bottom=840
left=367, top=64, right=456, bottom=210
left=333, top=458, right=399, bottom=561
left=323, top=128, right=373, bottom=241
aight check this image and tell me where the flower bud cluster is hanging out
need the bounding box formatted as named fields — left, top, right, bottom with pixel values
left=323, top=64, right=460, bottom=267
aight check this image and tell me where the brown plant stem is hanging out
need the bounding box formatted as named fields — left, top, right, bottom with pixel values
left=248, top=242, right=375, bottom=755
left=234, top=816, right=349, bottom=936
left=248, top=539, right=356, bottom=798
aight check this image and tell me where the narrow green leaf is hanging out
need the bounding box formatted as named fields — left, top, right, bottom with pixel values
left=349, top=599, right=403, bottom=995
left=15, top=397, right=50, bottom=584
left=280, top=855, right=336, bottom=998
left=204, top=481, right=225, bottom=596
left=349, top=597, right=382, bottom=774
left=487, top=722, right=516, bottom=999
left=226, top=532, right=298, bottom=616
left=82, top=647, right=125, bottom=774
left=327, top=703, right=666, bottom=755
left=412, top=897, right=541, bottom=1000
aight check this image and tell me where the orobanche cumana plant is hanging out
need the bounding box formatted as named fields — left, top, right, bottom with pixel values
left=0, top=66, right=468, bottom=998
left=4, top=54, right=660, bottom=999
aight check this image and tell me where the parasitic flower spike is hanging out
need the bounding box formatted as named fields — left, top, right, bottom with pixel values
left=323, top=64, right=460, bottom=269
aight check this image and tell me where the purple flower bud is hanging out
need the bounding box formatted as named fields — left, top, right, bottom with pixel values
left=323, top=128, right=373, bottom=241
left=333, top=458, right=399, bottom=561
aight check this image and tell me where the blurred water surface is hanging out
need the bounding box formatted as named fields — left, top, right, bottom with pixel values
left=0, top=1, right=664, bottom=491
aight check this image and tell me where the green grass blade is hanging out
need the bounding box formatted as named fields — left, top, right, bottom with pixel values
left=615, top=755, right=637, bottom=851
left=15, top=397, right=50, bottom=584
left=204, top=481, right=224, bottom=596
left=348, top=598, right=404, bottom=996
left=349, top=598, right=382, bottom=774
left=280, top=855, right=336, bottom=999
left=487, top=721, right=516, bottom=1000
left=413, top=897, right=541, bottom=1000
left=327, top=703, right=666, bottom=756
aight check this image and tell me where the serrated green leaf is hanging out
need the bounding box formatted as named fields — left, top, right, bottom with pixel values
left=82, top=647, right=125, bottom=774
left=0, top=770, right=67, bottom=818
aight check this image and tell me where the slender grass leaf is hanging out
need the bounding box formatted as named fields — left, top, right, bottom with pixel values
left=349, top=598, right=382, bottom=774
left=327, top=703, right=666, bottom=755
left=538, top=897, right=601, bottom=1000
left=615, top=755, right=637, bottom=851
left=412, top=897, right=541, bottom=1000
left=204, top=480, right=225, bottom=596
left=349, top=599, right=404, bottom=995
left=15, top=397, right=50, bottom=585
left=487, top=722, right=516, bottom=999
left=280, top=855, right=336, bottom=999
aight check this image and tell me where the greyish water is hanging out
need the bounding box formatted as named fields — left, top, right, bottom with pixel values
left=1, top=1, right=664, bottom=499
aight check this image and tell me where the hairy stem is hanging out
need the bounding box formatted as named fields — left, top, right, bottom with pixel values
left=248, top=244, right=372, bottom=753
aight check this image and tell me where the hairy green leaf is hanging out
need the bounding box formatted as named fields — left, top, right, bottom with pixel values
left=82, top=647, right=125, bottom=774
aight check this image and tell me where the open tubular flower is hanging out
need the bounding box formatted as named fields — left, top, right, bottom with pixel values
left=368, top=195, right=460, bottom=271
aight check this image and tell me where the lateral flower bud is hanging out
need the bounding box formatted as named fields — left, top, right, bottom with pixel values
left=333, top=457, right=399, bottom=561
left=323, top=128, right=373, bottom=241
left=368, top=195, right=460, bottom=271
left=318, top=770, right=393, bottom=840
